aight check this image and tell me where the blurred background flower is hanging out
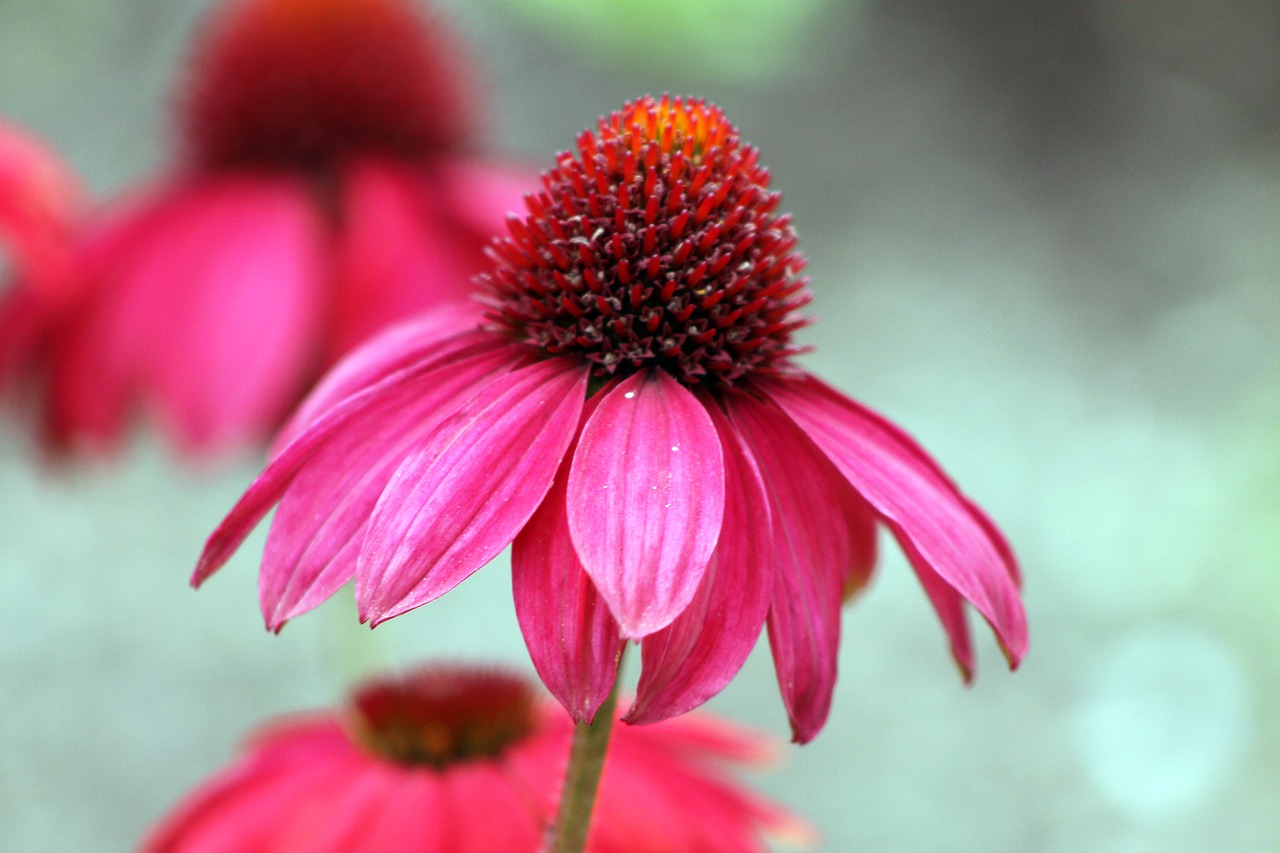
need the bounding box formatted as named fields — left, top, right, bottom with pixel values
left=142, top=663, right=812, bottom=852
left=0, top=0, right=531, bottom=457
left=1, top=0, right=1277, bottom=850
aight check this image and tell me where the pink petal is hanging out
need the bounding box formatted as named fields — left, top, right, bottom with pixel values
left=432, top=157, right=536, bottom=237
left=328, top=160, right=484, bottom=361
left=53, top=177, right=328, bottom=454
left=764, top=374, right=1028, bottom=665
left=42, top=192, right=180, bottom=451
left=442, top=762, right=542, bottom=853
left=900, top=531, right=976, bottom=679
left=727, top=390, right=873, bottom=744
left=512, top=392, right=624, bottom=723
left=629, top=710, right=781, bottom=767
left=142, top=736, right=354, bottom=852
left=627, top=400, right=774, bottom=724
left=191, top=330, right=502, bottom=589
left=141, top=177, right=327, bottom=452
left=0, top=287, right=45, bottom=390
left=272, top=310, right=486, bottom=456
left=352, top=770, right=448, bottom=853
left=567, top=369, right=725, bottom=639
left=357, top=356, right=590, bottom=623
left=259, top=344, right=519, bottom=629
left=0, top=120, right=82, bottom=291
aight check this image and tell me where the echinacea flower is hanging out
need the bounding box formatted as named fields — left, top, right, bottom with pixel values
left=196, top=96, right=1027, bottom=742
left=1, top=0, right=529, bottom=455
left=0, top=120, right=83, bottom=390
left=141, top=665, right=813, bottom=852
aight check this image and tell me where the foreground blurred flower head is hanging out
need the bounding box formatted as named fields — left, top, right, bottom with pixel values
left=0, top=121, right=82, bottom=390
left=142, top=664, right=811, bottom=852
left=197, top=96, right=1027, bottom=742
left=0, top=0, right=528, bottom=456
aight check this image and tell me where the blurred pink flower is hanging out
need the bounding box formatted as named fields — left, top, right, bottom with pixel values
left=196, top=96, right=1027, bottom=743
left=0, top=120, right=84, bottom=392
left=0, top=0, right=529, bottom=456
left=141, top=665, right=812, bottom=853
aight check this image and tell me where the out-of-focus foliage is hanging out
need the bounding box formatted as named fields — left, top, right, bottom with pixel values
left=500, top=0, right=848, bottom=79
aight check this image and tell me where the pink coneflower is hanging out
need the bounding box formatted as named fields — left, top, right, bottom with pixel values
left=196, top=96, right=1027, bottom=743
left=0, top=120, right=83, bottom=390
left=141, top=665, right=812, bottom=852
left=1, top=0, right=528, bottom=455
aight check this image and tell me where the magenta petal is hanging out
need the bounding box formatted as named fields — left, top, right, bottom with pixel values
left=192, top=331, right=505, bottom=592
left=765, top=374, right=1028, bottom=666
left=328, top=161, right=482, bottom=360
left=567, top=369, right=725, bottom=639
left=512, top=395, right=623, bottom=723
left=272, top=313, right=486, bottom=455
left=131, top=176, right=326, bottom=452
left=0, top=120, right=81, bottom=289
left=433, top=158, right=535, bottom=237
left=900, top=531, right=975, bottom=679
left=728, top=390, right=871, bottom=744
left=260, top=344, right=519, bottom=629
left=357, top=357, right=590, bottom=623
left=627, top=401, right=774, bottom=724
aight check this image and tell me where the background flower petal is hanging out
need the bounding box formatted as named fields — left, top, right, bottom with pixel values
left=128, top=176, right=327, bottom=453
left=327, top=161, right=484, bottom=361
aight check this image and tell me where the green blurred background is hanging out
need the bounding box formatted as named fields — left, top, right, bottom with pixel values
left=2, top=0, right=1278, bottom=849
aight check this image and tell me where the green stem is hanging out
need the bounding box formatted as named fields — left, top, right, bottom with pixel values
left=546, top=657, right=624, bottom=853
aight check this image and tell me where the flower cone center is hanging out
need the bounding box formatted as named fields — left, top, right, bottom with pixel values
left=349, top=666, right=536, bottom=768
left=481, top=95, right=812, bottom=390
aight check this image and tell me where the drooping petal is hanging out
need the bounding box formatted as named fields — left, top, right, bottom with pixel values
left=567, top=369, right=725, bottom=639
left=272, top=311, right=485, bottom=455
left=0, top=120, right=82, bottom=291
left=139, top=176, right=328, bottom=452
left=48, top=176, right=328, bottom=454
left=328, top=160, right=484, bottom=361
left=42, top=192, right=181, bottom=451
left=628, top=401, right=773, bottom=724
left=260, top=343, right=519, bottom=629
left=764, top=373, right=1028, bottom=665
left=0, top=288, right=46, bottom=390
left=357, top=356, right=590, bottom=624
left=727, top=389, right=873, bottom=744
left=191, top=329, right=503, bottom=589
left=512, top=393, right=624, bottom=723
left=843, top=489, right=879, bottom=603
left=898, top=530, right=975, bottom=680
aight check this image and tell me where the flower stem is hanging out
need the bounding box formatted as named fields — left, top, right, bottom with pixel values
left=546, top=658, right=623, bottom=853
